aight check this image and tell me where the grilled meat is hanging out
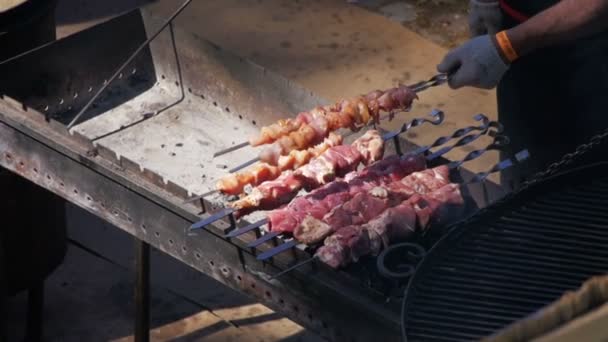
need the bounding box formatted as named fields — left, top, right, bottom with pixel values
left=268, top=154, right=427, bottom=234
left=316, top=183, right=464, bottom=269
left=293, top=166, right=450, bottom=245
left=231, top=130, right=384, bottom=218
left=254, top=85, right=417, bottom=165
left=216, top=133, right=343, bottom=196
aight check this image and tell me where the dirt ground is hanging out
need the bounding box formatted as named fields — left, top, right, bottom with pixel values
left=353, top=0, right=470, bottom=48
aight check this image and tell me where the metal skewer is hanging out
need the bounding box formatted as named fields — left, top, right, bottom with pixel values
left=213, top=73, right=448, bottom=158
left=213, top=142, right=250, bottom=158
left=228, top=107, right=445, bottom=174
left=221, top=114, right=499, bottom=239
left=266, top=149, right=530, bottom=278
left=185, top=109, right=445, bottom=206
left=254, top=130, right=503, bottom=261
left=188, top=111, right=445, bottom=232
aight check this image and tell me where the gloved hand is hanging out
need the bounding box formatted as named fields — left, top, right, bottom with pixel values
left=468, top=0, right=502, bottom=37
left=437, top=35, right=509, bottom=89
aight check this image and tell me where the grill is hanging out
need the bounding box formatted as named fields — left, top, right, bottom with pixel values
left=402, top=161, right=608, bottom=342
left=0, top=2, right=552, bottom=341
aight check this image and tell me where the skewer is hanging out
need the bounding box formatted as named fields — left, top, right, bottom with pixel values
left=224, top=219, right=268, bottom=238
left=188, top=207, right=235, bottom=231
left=248, top=129, right=502, bottom=254
left=188, top=111, right=444, bottom=232
left=228, top=158, right=259, bottom=173
left=220, top=115, right=500, bottom=239
left=227, top=108, right=445, bottom=174
left=213, top=142, right=250, bottom=158
left=270, top=257, right=318, bottom=280
left=381, top=108, right=444, bottom=141
left=213, top=73, right=447, bottom=158
left=186, top=110, right=446, bottom=205
left=247, top=231, right=281, bottom=248
left=264, top=149, right=530, bottom=277
left=257, top=240, right=299, bottom=260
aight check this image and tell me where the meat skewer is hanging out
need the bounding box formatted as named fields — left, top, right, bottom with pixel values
left=264, top=151, right=529, bottom=275
left=222, top=115, right=494, bottom=238
left=216, top=133, right=344, bottom=196
left=189, top=111, right=443, bottom=231
left=213, top=74, right=448, bottom=158
left=316, top=182, right=465, bottom=269
left=229, top=110, right=446, bottom=219
left=214, top=84, right=417, bottom=159
left=292, top=165, right=452, bottom=245
left=255, top=135, right=513, bottom=259
left=264, top=131, right=498, bottom=240
left=186, top=109, right=488, bottom=207
left=228, top=92, right=421, bottom=173
left=230, top=129, right=386, bottom=219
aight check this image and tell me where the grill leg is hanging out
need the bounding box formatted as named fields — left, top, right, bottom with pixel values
left=25, top=281, right=44, bottom=342
left=134, top=239, right=150, bottom=342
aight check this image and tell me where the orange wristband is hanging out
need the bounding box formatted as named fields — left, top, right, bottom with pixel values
left=495, top=30, right=519, bottom=63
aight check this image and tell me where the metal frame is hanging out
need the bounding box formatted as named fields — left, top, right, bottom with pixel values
left=0, top=4, right=508, bottom=341
left=0, top=98, right=401, bottom=341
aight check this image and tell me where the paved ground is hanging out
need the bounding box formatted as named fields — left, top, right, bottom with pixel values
left=4, top=1, right=499, bottom=341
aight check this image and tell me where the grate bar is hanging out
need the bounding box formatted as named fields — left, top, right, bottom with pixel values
left=416, top=280, right=558, bottom=304
left=410, top=292, right=537, bottom=314
left=482, top=226, right=608, bottom=260
left=433, top=256, right=586, bottom=286
left=504, top=212, right=608, bottom=231
left=407, top=326, right=496, bottom=341
left=427, top=261, right=588, bottom=290
left=407, top=312, right=507, bottom=331
left=409, top=297, right=529, bottom=317
left=407, top=332, right=472, bottom=342
left=422, top=273, right=567, bottom=297
left=533, top=198, right=608, bottom=217
left=447, top=248, right=602, bottom=278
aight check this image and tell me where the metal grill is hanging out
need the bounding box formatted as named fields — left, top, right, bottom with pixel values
left=402, top=163, right=608, bottom=342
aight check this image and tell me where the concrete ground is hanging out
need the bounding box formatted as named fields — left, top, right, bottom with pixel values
left=4, top=0, right=500, bottom=341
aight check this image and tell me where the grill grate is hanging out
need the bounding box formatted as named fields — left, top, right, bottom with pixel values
left=402, top=164, right=608, bottom=342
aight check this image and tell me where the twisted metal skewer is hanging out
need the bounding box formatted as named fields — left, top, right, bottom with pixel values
left=266, top=149, right=530, bottom=278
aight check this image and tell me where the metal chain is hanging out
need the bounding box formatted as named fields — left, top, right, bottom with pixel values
left=519, top=127, right=608, bottom=190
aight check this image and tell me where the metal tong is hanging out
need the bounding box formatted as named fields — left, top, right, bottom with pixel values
left=409, top=73, right=448, bottom=93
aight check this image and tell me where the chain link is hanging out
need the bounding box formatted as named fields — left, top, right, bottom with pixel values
left=519, top=128, right=608, bottom=190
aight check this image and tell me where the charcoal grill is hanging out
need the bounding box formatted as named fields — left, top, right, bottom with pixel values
left=402, top=161, right=608, bottom=341
left=0, top=2, right=521, bottom=341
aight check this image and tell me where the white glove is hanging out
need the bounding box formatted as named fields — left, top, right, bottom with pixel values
left=468, top=0, right=503, bottom=37
left=437, top=35, right=509, bottom=89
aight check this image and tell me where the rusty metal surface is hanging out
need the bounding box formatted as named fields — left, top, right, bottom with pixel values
left=0, top=5, right=506, bottom=341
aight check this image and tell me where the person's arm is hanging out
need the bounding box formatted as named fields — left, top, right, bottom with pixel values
left=508, top=0, right=608, bottom=57
left=437, top=0, right=608, bottom=89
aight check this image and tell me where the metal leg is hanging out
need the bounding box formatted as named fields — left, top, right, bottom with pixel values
left=25, top=281, right=44, bottom=342
left=134, top=239, right=150, bottom=342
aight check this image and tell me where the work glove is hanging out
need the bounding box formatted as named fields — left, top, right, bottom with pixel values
left=437, top=35, right=509, bottom=89
left=468, top=0, right=502, bottom=37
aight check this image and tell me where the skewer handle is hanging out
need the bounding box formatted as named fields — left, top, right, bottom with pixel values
left=382, top=109, right=445, bottom=141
